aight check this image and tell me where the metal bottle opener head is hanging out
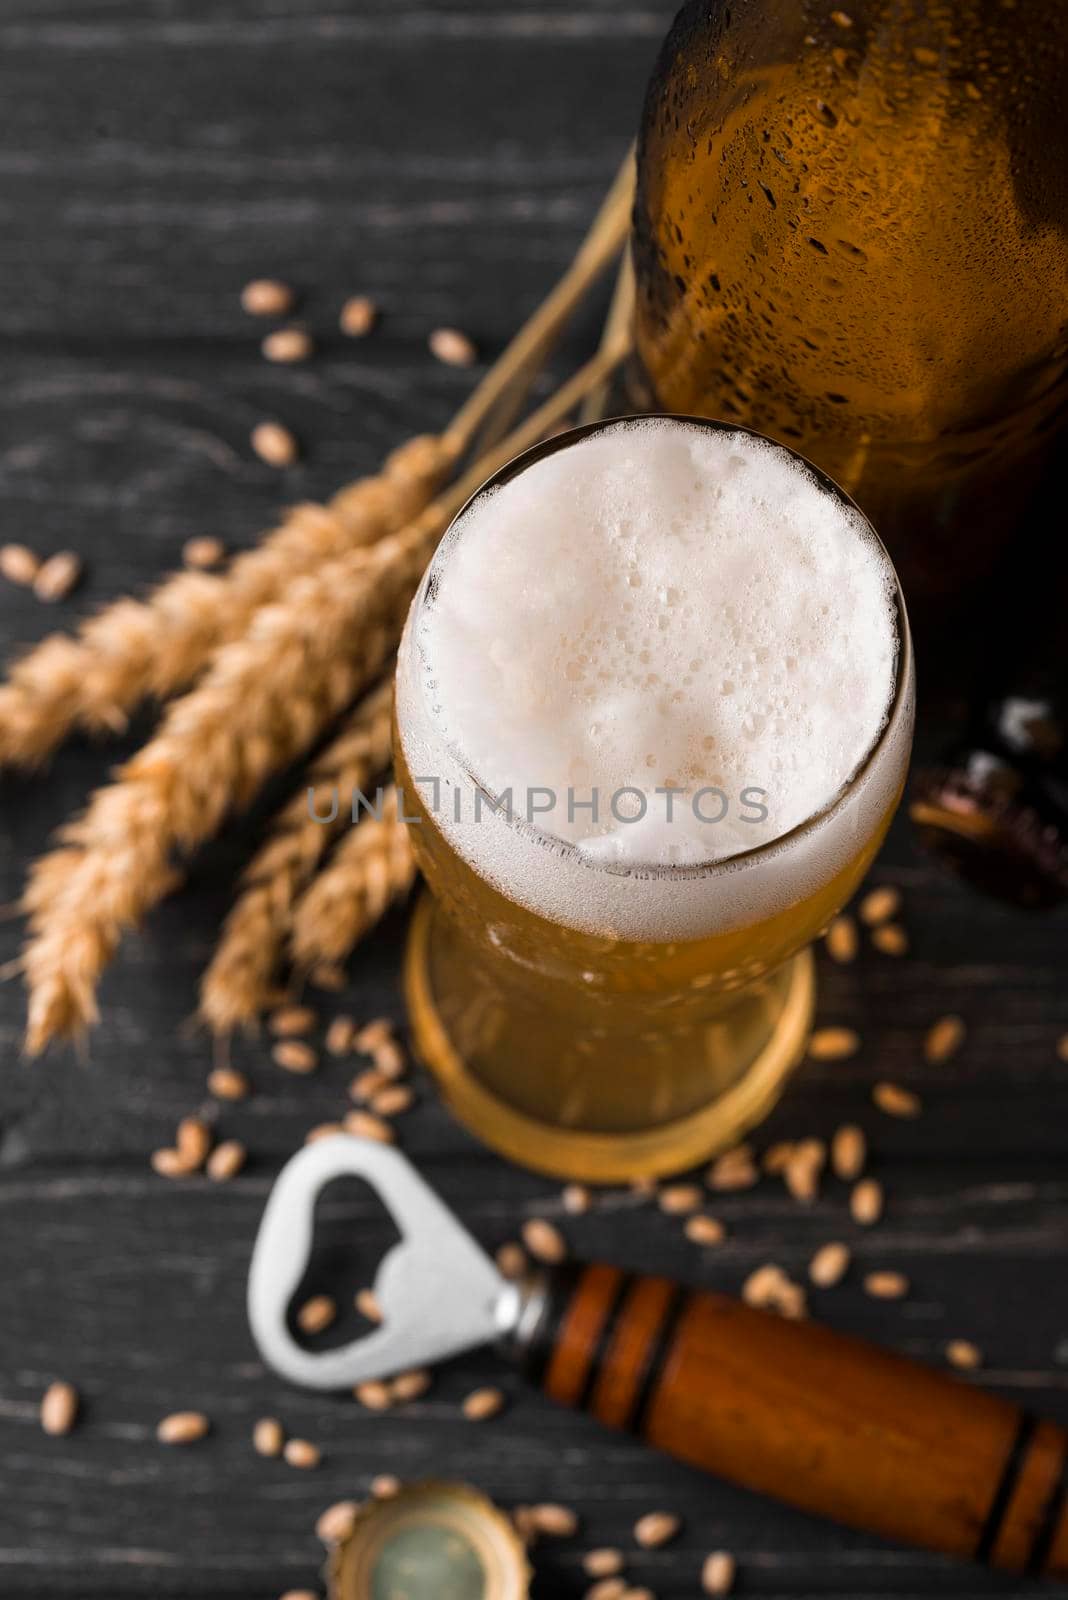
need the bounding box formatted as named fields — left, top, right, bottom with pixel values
left=248, top=1135, right=524, bottom=1390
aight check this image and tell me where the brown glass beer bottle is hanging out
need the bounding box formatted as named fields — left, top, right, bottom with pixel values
left=632, top=0, right=1068, bottom=598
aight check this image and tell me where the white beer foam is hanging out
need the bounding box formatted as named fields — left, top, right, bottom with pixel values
left=397, top=418, right=910, bottom=941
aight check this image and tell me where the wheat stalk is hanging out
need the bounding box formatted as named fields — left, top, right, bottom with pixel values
left=198, top=679, right=394, bottom=1034
left=580, top=245, right=636, bottom=424
left=289, top=786, right=415, bottom=972
left=20, top=335, right=632, bottom=1053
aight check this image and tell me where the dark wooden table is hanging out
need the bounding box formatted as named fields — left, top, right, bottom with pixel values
left=1, top=3, right=1066, bottom=1596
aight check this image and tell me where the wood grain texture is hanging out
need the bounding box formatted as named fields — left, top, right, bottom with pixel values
left=0, top=2, right=1066, bottom=1597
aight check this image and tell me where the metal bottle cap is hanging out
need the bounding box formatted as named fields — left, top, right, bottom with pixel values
left=329, top=1481, right=532, bottom=1600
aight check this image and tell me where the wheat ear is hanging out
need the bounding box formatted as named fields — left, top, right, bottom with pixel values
left=198, top=679, right=394, bottom=1033
left=20, top=524, right=434, bottom=1054
left=21, top=337, right=631, bottom=1054
left=289, top=786, right=415, bottom=973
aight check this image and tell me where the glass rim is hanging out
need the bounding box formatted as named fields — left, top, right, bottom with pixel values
left=407, top=411, right=913, bottom=884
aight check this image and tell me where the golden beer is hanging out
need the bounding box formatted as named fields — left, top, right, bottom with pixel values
left=396, top=418, right=914, bottom=1181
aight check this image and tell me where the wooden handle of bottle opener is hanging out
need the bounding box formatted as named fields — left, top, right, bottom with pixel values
left=521, top=1263, right=1068, bottom=1577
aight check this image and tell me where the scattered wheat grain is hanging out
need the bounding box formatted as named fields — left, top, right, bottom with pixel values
left=253, top=1416, right=284, bottom=1457
left=207, top=1139, right=246, bottom=1182
left=354, top=1381, right=392, bottom=1412
left=702, top=1550, right=736, bottom=1595
left=297, top=1295, right=337, bottom=1335
left=391, top=1369, right=432, bottom=1403
left=207, top=1066, right=250, bottom=1101
left=825, top=915, right=858, bottom=963
left=634, top=1511, right=680, bottom=1548
left=355, top=1288, right=382, bottom=1323
left=858, top=885, right=901, bottom=925
left=371, top=1084, right=414, bottom=1117
left=809, top=1241, right=850, bottom=1287
left=586, top=1581, right=626, bottom=1600
left=343, top=1109, right=394, bottom=1143
left=371, top=1037, right=406, bottom=1079
left=263, top=327, right=314, bottom=364
left=495, top=1242, right=527, bottom=1280
left=305, top=1122, right=344, bottom=1143
left=40, top=1380, right=79, bottom=1436
left=34, top=552, right=82, bottom=603
left=273, top=1040, right=318, bottom=1075
left=350, top=1068, right=387, bottom=1103
left=808, top=1026, right=860, bottom=1060
left=0, top=544, right=40, bottom=585
left=659, top=1183, right=703, bottom=1215
left=784, top=1137, right=825, bottom=1203
left=864, top=1270, right=909, bottom=1299
left=183, top=536, right=225, bottom=570
left=685, top=1214, right=726, bottom=1246
left=522, top=1217, right=567, bottom=1264
left=762, top=1141, right=795, bottom=1174
left=429, top=327, right=477, bottom=367
left=831, top=1123, right=866, bottom=1181
left=872, top=923, right=908, bottom=955
left=873, top=1081, right=922, bottom=1118
left=355, top=1018, right=393, bottom=1053
left=340, top=296, right=377, bottom=337
left=283, top=1437, right=321, bottom=1469
left=251, top=421, right=299, bottom=466
left=706, top=1144, right=758, bottom=1191
left=176, top=1115, right=211, bottom=1170
left=270, top=1005, right=317, bottom=1035
left=462, top=1386, right=504, bottom=1421
left=316, top=1500, right=359, bottom=1543
left=946, top=1339, right=983, bottom=1370
left=326, top=1015, right=356, bottom=1055
left=925, top=1014, right=965, bottom=1064
left=742, top=1263, right=806, bottom=1318
left=158, top=1411, right=210, bottom=1444
left=531, top=1503, right=579, bottom=1538
left=151, top=1147, right=189, bottom=1178
left=562, top=1183, right=591, bottom=1215
left=584, top=1549, right=624, bottom=1578
left=851, top=1177, right=884, bottom=1226
left=241, top=278, right=294, bottom=316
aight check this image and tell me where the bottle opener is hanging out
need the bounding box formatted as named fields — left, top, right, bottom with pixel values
left=249, top=1135, right=1068, bottom=1580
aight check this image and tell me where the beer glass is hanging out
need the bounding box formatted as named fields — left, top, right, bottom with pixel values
left=395, top=417, right=914, bottom=1182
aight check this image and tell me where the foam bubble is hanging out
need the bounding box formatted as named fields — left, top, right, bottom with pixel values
left=397, top=418, right=910, bottom=940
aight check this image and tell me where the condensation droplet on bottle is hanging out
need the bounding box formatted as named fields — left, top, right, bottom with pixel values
left=834, top=237, right=868, bottom=262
